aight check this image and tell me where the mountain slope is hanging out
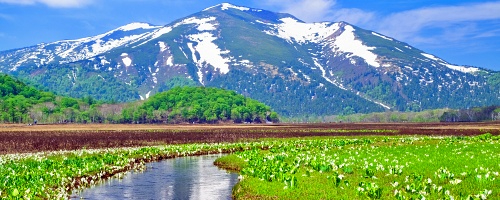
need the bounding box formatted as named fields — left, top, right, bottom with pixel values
left=0, top=23, right=160, bottom=71
left=1, top=3, right=499, bottom=117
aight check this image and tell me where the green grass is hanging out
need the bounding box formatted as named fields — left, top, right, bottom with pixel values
left=1, top=134, right=499, bottom=199
left=214, top=154, right=247, bottom=172
left=0, top=142, right=266, bottom=199
left=222, top=134, right=500, bottom=199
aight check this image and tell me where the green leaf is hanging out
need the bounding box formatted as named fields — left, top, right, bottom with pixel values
left=11, top=188, right=19, bottom=197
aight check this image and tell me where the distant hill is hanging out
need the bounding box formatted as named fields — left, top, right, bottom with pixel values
left=0, top=73, right=55, bottom=123
left=0, top=73, right=103, bottom=123
left=1, top=3, right=499, bottom=117
left=0, top=73, right=277, bottom=124
left=126, top=86, right=279, bottom=124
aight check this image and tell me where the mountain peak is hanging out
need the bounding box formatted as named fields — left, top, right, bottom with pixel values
left=116, top=22, right=160, bottom=32
left=220, top=3, right=250, bottom=11
left=203, top=3, right=261, bottom=12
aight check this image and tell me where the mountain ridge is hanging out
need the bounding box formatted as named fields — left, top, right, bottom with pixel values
left=1, top=3, right=498, bottom=117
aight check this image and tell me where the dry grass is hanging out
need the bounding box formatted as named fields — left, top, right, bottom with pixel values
left=0, top=123, right=291, bottom=131
left=2, top=122, right=499, bottom=132
left=0, top=122, right=498, bottom=155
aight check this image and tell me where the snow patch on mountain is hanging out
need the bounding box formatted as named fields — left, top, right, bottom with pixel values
left=421, top=53, right=439, bottom=61
left=233, top=59, right=252, bottom=68
left=166, top=56, right=174, bottom=66
left=374, top=101, right=391, bottom=110
left=154, top=26, right=173, bottom=37
left=121, top=53, right=132, bottom=67
left=135, top=17, right=217, bottom=49
left=86, top=36, right=140, bottom=57
left=197, top=23, right=216, bottom=31
left=313, top=58, right=391, bottom=109
left=0, top=21, right=157, bottom=70
left=100, top=59, right=110, bottom=65
left=9, top=53, right=30, bottom=71
left=372, top=32, right=393, bottom=41
left=204, top=3, right=261, bottom=12
left=421, top=53, right=479, bottom=73
left=179, top=47, right=188, bottom=59
left=312, top=58, right=346, bottom=90
left=187, top=43, right=197, bottom=62
left=262, top=19, right=380, bottom=68
left=299, top=70, right=311, bottom=82
left=132, top=26, right=173, bottom=48
left=444, top=64, right=480, bottom=73
left=261, top=18, right=340, bottom=44
left=153, top=76, right=157, bottom=84
left=118, top=22, right=160, bottom=31
left=187, top=42, right=204, bottom=85
left=158, top=41, right=168, bottom=52
left=55, top=23, right=158, bottom=62
left=220, top=3, right=250, bottom=11
left=332, top=25, right=380, bottom=67
left=203, top=4, right=219, bottom=11
left=178, top=17, right=217, bottom=31
left=187, top=32, right=231, bottom=74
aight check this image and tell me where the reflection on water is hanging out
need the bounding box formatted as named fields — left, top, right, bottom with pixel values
left=71, top=154, right=238, bottom=200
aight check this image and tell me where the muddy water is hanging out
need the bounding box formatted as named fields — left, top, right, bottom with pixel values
left=71, top=154, right=238, bottom=200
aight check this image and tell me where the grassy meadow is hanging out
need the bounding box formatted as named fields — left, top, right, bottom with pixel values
left=217, top=134, right=500, bottom=199
left=0, top=123, right=499, bottom=199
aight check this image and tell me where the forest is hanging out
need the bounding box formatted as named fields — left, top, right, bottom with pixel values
left=283, top=106, right=500, bottom=123
left=439, top=105, right=500, bottom=122
left=0, top=74, right=278, bottom=124
left=122, top=87, right=279, bottom=124
left=3, top=72, right=499, bottom=124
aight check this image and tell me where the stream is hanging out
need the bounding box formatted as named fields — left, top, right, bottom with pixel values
left=70, top=154, right=238, bottom=200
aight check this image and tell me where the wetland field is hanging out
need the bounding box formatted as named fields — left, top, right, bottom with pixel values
left=0, top=122, right=499, bottom=199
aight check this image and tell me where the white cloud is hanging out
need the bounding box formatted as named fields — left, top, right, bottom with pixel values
left=0, top=0, right=93, bottom=8
left=258, top=0, right=335, bottom=22
left=329, top=8, right=374, bottom=26
left=0, top=13, right=13, bottom=20
left=376, top=1, right=500, bottom=43
left=281, top=0, right=334, bottom=22
left=474, top=28, right=500, bottom=39
left=257, top=0, right=374, bottom=23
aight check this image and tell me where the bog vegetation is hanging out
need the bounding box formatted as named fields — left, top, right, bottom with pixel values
left=1, top=134, right=498, bottom=199
left=217, top=134, right=500, bottom=199
left=0, top=142, right=265, bottom=199
left=0, top=74, right=278, bottom=124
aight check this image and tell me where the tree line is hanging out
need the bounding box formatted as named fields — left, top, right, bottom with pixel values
left=282, top=109, right=447, bottom=123
left=439, top=106, right=500, bottom=122
left=122, top=87, right=279, bottom=124
left=0, top=74, right=279, bottom=124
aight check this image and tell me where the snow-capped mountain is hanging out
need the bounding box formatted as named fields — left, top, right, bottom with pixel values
left=0, top=22, right=160, bottom=71
left=1, top=3, right=499, bottom=117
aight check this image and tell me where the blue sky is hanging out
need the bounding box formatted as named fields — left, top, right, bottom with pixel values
left=1, top=0, right=499, bottom=70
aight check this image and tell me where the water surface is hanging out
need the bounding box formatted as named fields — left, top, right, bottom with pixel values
left=71, top=154, right=238, bottom=200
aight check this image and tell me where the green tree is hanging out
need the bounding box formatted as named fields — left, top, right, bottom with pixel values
left=268, top=112, right=279, bottom=123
